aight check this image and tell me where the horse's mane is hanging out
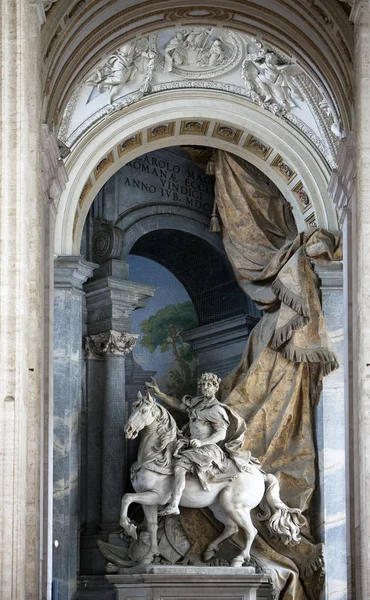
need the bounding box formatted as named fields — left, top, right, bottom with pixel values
left=152, top=403, right=178, bottom=454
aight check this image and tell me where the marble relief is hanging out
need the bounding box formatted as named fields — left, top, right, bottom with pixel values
left=60, top=26, right=342, bottom=169
left=160, top=28, right=242, bottom=78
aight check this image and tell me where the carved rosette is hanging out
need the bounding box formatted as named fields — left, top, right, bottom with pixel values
left=85, top=331, right=138, bottom=359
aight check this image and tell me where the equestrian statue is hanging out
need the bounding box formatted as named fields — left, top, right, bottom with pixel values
left=119, top=372, right=305, bottom=567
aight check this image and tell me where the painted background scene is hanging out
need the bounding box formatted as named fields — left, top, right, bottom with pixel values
left=126, top=254, right=199, bottom=399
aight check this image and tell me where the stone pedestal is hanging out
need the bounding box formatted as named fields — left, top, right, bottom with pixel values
left=107, top=566, right=272, bottom=600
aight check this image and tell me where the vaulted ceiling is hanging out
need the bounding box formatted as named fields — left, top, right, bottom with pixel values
left=42, top=0, right=354, bottom=134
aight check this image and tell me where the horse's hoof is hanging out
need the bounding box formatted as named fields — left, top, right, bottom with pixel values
left=140, top=555, right=154, bottom=565
left=231, top=558, right=244, bottom=568
left=158, top=505, right=180, bottom=517
left=125, top=523, right=137, bottom=539
left=204, top=549, right=216, bottom=562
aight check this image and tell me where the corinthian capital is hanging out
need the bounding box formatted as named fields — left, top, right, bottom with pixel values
left=85, top=331, right=138, bottom=359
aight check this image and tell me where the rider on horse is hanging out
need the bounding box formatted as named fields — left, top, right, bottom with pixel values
left=147, top=372, right=259, bottom=516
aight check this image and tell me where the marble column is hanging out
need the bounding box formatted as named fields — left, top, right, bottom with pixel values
left=0, top=1, right=45, bottom=598
left=86, top=332, right=138, bottom=528
left=53, top=256, right=96, bottom=600
left=314, top=264, right=347, bottom=600
left=328, top=133, right=356, bottom=597
left=83, top=260, right=155, bottom=537
left=350, top=2, right=370, bottom=598
left=41, top=124, right=68, bottom=599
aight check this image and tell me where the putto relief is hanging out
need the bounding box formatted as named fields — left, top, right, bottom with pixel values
left=158, top=27, right=243, bottom=79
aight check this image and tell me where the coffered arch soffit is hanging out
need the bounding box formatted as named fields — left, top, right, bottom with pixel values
left=42, top=0, right=354, bottom=145
left=55, top=91, right=337, bottom=256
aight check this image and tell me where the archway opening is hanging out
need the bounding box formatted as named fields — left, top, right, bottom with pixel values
left=53, top=139, right=346, bottom=600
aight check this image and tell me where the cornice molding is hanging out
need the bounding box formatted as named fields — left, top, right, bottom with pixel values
left=54, top=256, right=97, bottom=289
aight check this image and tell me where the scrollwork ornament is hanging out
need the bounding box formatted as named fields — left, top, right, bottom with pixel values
left=92, top=222, right=123, bottom=264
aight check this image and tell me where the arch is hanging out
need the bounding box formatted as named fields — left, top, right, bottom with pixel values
left=55, top=90, right=338, bottom=255
left=128, top=228, right=257, bottom=326
left=119, top=213, right=224, bottom=257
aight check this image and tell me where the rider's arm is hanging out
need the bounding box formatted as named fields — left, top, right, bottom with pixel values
left=158, top=390, right=186, bottom=412
left=146, top=380, right=186, bottom=412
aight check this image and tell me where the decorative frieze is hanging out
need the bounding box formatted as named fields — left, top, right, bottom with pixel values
left=271, top=154, right=297, bottom=184
left=94, top=152, right=114, bottom=179
left=85, top=331, right=138, bottom=359
left=292, top=182, right=312, bottom=212
left=244, top=134, right=273, bottom=160
left=212, top=123, right=242, bottom=144
left=180, top=120, right=210, bottom=135
left=147, top=122, right=175, bottom=141
left=118, top=133, right=142, bottom=156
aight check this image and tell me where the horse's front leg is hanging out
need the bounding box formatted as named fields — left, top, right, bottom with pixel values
left=120, top=491, right=162, bottom=540
left=141, top=504, right=159, bottom=564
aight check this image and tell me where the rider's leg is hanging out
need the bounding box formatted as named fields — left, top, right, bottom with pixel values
left=158, top=465, right=187, bottom=516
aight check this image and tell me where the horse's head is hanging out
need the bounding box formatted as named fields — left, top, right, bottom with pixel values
left=124, top=391, right=157, bottom=440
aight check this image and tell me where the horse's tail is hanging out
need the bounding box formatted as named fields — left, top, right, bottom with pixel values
left=256, top=473, right=306, bottom=545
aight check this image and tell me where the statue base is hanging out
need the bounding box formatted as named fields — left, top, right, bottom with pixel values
left=106, top=565, right=272, bottom=599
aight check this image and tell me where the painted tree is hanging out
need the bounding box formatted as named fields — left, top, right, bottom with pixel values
left=140, top=301, right=198, bottom=393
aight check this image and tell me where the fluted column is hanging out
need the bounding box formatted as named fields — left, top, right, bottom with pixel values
left=0, top=1, right=45, bottom=598
left=351, top=2, right=370, bottom=598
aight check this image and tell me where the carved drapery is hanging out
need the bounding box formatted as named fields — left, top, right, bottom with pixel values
left=207, top=150, right=342, bottom=599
